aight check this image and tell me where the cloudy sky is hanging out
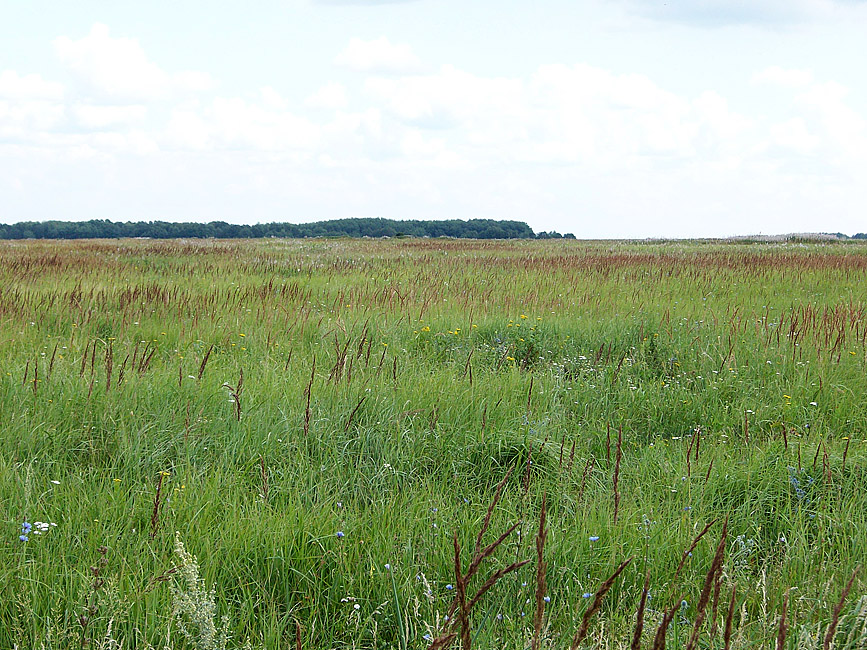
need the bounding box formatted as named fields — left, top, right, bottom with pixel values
left=2, top=0, right=867, bottom=237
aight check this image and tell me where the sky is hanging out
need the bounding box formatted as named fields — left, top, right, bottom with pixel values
left=2, top=0, right=867, bottom=238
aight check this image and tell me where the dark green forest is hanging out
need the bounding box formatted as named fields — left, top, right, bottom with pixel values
left=3, top=218, right=859, bottom=241
left=0, top=218, right=578, bottom=240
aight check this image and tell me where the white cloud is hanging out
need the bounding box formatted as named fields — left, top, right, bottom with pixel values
left=527, top=64, right=695, bottom=162
left=54, top=23, right=215, bottom=102
left=334, top=37, right=421, bottom=74
left=620, top=0, right=867, bottom=26
left=769, top=117, right=820, bottom=154
left=0, top=70, right=64, bottom=100
left=72, top=104, right=147, bottom=129
left=162, top=96, right=320, bottom=153
left=366, top=65, right=523, bottom=132
left=54, top=24, right=167, bottom=101
left=692, top=91, right=753, bottom=144
left=261, top=86, right=289, bottom=111
left=306, top=82, right=348, bottom=110
left=164, top=109, right=212, bottom=150
left=365, top=63, right=752, bottom=170
left=622, top=0, right=797, bottom=25
left=314, top=0, right=420, bottom=4
left=319, top=107, right=384, bottom=154
left=750, top=72, right=866, bottom=165
left=5, top=23, right=867, bottom=236
left=0, top=70, right=66, bottom=142
left=173, top=70, right=217, bottom=94
left=794, top=80, right=866, bottom=156
left=0, top=97, right=65, bottom=139
left=209, top=97, right=319, bottom=150
left=88, top=130, right=159, bottom=155
left=752, top=66, right=814, bottom=88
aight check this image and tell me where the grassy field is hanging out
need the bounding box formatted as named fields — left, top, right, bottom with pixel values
left=2, top=237, right=867, bottom=649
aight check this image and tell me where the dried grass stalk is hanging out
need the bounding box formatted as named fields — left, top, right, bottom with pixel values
left=776, top=591, right=789, bottom=650
left=613, top=426, right=623, bottom=524
left=684, top=519, right=728, bottom=650
left=723, top=583, right=737, bottom=650
left=824, top=567, right=860, bottom=650
left=650, top=601, right=679, bottom=650
left=630, top=569, right=651, bottom=650
left=531, top=494, right=548, bottom=650
left=570, top=557, right=634, bottom=649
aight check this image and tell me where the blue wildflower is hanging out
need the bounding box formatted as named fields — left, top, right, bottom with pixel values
left=788, top=467, right=807, bottom=501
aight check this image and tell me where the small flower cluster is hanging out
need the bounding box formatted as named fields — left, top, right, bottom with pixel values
left=33, top=521, right=55, bottom=535
left=788, top=466, right=814, bottom=502
left=20, top=519, right=57, bottom=542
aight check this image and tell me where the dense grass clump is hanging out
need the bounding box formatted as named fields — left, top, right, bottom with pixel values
left=2, top=237, right=867, bottom=648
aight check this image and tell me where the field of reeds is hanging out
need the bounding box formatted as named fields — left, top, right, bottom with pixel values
left=2, top=237, right=867, bottom=649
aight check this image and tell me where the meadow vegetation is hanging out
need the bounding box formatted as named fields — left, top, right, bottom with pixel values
left=2, top=237, right=867, bottom=649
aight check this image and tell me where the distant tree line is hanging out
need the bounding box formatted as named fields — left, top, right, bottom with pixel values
left=0, top=218, right=578, bottom=240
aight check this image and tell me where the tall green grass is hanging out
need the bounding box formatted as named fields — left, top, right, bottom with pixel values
left=1, top=237, right=866, bottom=648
